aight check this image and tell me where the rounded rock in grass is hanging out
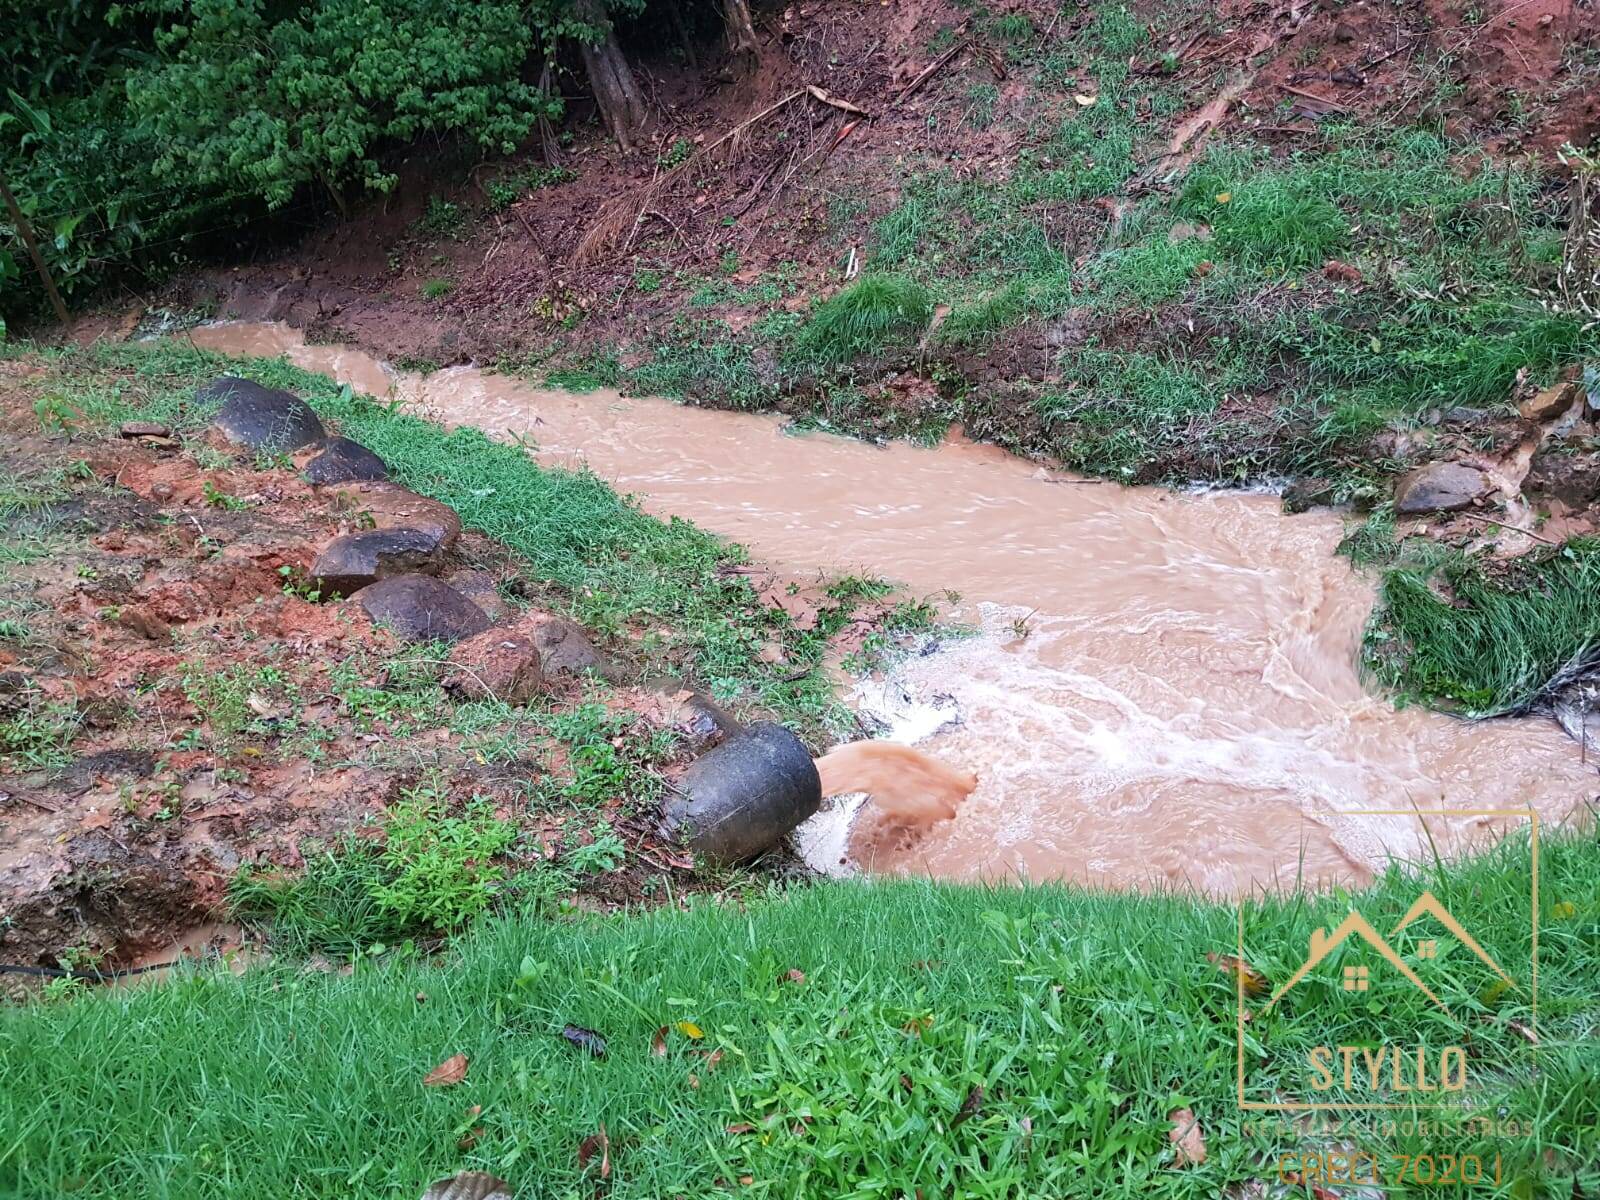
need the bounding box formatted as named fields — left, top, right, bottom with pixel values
left=311, top=529, right=452, bottom=597
left=201, top=377, right=326, bottom=452
left=1392, top=462, right=1489, bottom=514
left=351, top=574, right=490, bottom=644
left=441, top=628, right=544, bottom=704
left=304, top=437, right=389, bottom=484
left=324, top=481, right=461, bottom=550
left=509, top=610, right=614, bottom=679
left=661, top=722, right=821, bottom=864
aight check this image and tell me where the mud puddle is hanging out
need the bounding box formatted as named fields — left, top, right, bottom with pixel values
left=187, top=322, right=1596, bottom=893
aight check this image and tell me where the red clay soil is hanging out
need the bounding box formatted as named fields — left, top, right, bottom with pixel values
left=0, top=371, right=840, bottom=978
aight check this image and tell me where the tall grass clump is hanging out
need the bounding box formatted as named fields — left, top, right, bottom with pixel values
left=1366, top=539, right=1600, bottom=714
left=790, top=275, right=933, bottom=365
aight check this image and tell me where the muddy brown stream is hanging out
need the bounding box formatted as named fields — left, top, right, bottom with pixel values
left=189, top=322, right=1596, bottom=894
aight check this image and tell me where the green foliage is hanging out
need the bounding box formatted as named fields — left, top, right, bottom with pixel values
left=10, top=831, right=1599, bottom=1196
left=936, top=280, right=1029, bottom=346
left=415, top=198, right=466, bottom=240
left=1177, top=173, right=1348, bottom=270
left=544, top=348, right=622, bottom=392
left=0, top=687, right=80, bottom=771
left=1, top=0, right=557, bottom=323
left=484, top=164, right=576, bottom=211
left=1367, top=540, right=1600, bottom=715
left=790, top=275, right=933, bottom=365
left=420, top=278, right=454, bottom=300
left=231, top=781, right=518, bottom=954
left=132, top=2, right=545, bottom=208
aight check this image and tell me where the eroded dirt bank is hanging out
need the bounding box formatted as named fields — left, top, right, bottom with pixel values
left=191, top=322, right=1598, bottom=893
left=0, top=345, right=922, bottom=972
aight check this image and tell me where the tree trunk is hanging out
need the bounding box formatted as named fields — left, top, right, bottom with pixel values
left=665, top=0, right=698, bottom=68
left=536, top=60, right=563, bottom=166
left=722, top=0, right=760, bottom=70
left=575, top=0, right=648, bottom=150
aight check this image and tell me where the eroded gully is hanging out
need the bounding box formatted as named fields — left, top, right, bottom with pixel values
left=189, top=321, right=1596, bottom=895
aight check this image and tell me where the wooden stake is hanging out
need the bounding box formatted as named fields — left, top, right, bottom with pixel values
left=0, top=168, right=70, bottom=327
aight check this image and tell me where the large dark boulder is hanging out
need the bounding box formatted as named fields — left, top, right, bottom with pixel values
left=311, top=529, right=450, bottom=597
left=201, top=377, right=326, bottom=452
left=305, top=437, right=389, bottom=484
left=351, top=574, right=490, bottom=644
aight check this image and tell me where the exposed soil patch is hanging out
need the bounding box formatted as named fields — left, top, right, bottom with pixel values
left=0, top=358, right=905, bottom=976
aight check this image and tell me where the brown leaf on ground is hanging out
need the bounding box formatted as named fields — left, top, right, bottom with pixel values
left=950, top=1085, right=984, bottom=1128
left=577, top=1123, right=611, bottom=1179
left=688, top=1072, right=701, bottom=1089
left=651, top=1025, right=669, bottom=1057
left=725, top=1122, right=756, bottom=1135
left=423, top=1053, right=469, bottom=1087
left=1206, top=952, right=1269, bottom=997
left=419, top=1171, right=513, bottom=1200
left=701, top=1047, right=725, bottom=1070
left=781, top=968, right=806, bottom=984
left=1167, top=1107, right=1206, bottom=1166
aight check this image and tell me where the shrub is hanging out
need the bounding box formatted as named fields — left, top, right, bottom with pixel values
left=1, top=0, right=558, bottom=324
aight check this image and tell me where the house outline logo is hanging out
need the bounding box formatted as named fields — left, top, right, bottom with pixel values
left=1263, top=889, right=1516, bottom=1018
left=1234, top=808, right=1540, bottom=1113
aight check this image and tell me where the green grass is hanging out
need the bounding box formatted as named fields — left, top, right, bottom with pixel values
left=789, top=275, right=933, bottom=366
left=1367, top=539, right=1600, bottom=715
left=4, top=830, right=1596, bottom=1198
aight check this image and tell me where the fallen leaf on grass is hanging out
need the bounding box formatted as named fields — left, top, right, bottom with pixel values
left=457, top=1107, right=486, bottom=1158
left=419, top=1171, right=513, bottom=1200
left=1281, top=1172, right=1339, bottom=1200
left=578, top=1124, right=612, bottom=1179
left=675, top=1020, right=704, bottom=1040
left=950, top=1085, right=984, bottom=1128
left=423, top=1054, right=469, bottom=1087
left=1167, top=1107, right=1206, bottom=1166
left=1551, top=900, right=1577, bottom=920
left=561, top=1024, right=608, bottom=1058
left=700, top=1047, right=725, bottom=1070
left=1206, top=952, right=1269, bottom=997
left=1507, top=1019, right=1539, bottom=1045
left=1074, top=93, right=1098, bottom=106
left=725, top=1123, right=756, bottom=1135
left=688, top=1072, right=701, bottom=1089
left=651, top=1026, right=669, bottom=1057
left=781, top=969, right=806, bottom=984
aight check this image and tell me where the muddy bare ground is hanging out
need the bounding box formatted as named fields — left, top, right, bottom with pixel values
left=0, top=360, right=893, bottom=979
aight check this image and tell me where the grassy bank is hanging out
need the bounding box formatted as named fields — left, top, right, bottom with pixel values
left=521, top=5, right=1598, bottom=495
left=1367, top=539, right=1600, bottom=716
left=9, top=339, right=931, bottom=735
left=3, top=829, right=1597, bottom=1198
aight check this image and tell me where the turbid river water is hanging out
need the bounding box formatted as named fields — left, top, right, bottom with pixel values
left=189, top=321, right=1595, bottom=894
